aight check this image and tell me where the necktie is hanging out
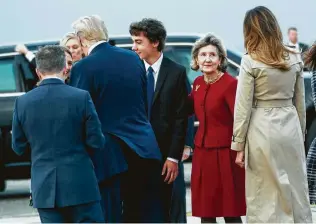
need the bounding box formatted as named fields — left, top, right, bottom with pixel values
left=147, top=66, right=155, bottom=118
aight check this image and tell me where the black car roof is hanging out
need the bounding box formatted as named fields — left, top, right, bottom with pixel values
left=0, top=34, right=242, bottom=65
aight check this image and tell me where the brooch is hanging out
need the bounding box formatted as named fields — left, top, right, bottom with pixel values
left=195, top=85, right=200, bottom=91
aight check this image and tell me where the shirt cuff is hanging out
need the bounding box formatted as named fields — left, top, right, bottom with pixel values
left=167, top=157, right=178, bottom=163
left=25, top=51, right=35, bottom=62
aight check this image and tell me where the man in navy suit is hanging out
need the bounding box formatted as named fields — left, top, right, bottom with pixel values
left=11, top=45, right=105, bottom=223
left=70, top=15, right=163, bottom=223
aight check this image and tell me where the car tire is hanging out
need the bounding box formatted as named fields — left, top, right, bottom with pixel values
left=306, top=118, right=316, bottom=157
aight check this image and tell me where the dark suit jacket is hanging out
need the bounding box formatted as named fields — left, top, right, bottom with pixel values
left=149, top=56, right=188, bottom=161
left=185, top=80, right=194, bottom=149
left=12, top=78, right=105, bottom=208
left=69, top=42, right=161, bottom=181
left=13, top=55, right=38, bottom=91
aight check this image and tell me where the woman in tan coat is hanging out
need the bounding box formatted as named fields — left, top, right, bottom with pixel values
left=231, top=6, right=312, bottom=223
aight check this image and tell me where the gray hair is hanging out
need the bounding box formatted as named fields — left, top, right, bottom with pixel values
left=72, top=15, right=108, bottom=45
left=36, top=45, right=66, bottom=75
left=191, top=33, right=228, bottom=72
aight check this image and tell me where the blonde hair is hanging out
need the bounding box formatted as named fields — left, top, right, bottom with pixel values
left=60, top=32, right=78, bottom=47
left=243, top=6, right=292, bottom=71
left=72, top=15, right=108, bottom=45
left=190, top=33, right=227, bottom=72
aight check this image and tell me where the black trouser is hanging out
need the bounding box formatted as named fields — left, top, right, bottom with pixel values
left=160, top=171, right=174, bottom=222
left=201, top=217, right=242, bottom=223
left=119, top=141, right=163, bottom=223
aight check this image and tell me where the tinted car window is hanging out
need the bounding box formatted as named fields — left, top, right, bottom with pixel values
left=0, top=59, right=16, bottom=92
left=120, top=45, right=240, bottom=84
left=226, top=62, right=240, bottom=77
left=163, top=46, right=201, bottom=84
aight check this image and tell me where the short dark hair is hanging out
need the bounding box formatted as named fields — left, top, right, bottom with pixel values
left=129, top=18, right=166, bottom=51
left=288, top=27, right=298, bottom=33
left=36, top=45, right=66, bottom=75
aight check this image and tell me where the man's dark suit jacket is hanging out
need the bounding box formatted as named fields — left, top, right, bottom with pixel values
left=69, top=42, right=162, bottom=182
left=13, top=55, right=38, bottom=91
left=12, top=78, right=105, bottom=208
left=149, top=56, right=188, bottom=161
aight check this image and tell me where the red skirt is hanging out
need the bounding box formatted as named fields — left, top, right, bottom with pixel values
left=191, top=146, right=246, bottom=218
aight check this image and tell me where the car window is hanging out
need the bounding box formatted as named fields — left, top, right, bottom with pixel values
left=226, top=62, right=240, bottom=77
left=119, top=45, right=240, bottom=85
left=0, top=59, right=16, bottom=92
left=163, top=46, right=201, bottom=85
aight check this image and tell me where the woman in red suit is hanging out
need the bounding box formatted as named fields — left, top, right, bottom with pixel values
left=188, top=33, right=246, bottom=223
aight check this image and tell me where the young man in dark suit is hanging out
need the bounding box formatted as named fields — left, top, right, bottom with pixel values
left=130, top=18, right=189, bottom=222
left=11, top=45, right=105, bottom=223
left=70, top=15, right=163, bottom=223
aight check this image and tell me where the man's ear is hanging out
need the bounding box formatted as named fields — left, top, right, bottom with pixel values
left=152, top=40, right=159, bottom=49
left=35, top=68, right=43, bottom=80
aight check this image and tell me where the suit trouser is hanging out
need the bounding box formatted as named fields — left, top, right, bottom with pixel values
left=99, top=176, right=122, bottom=223
left=37, top=201, right=104, bottom=223
left=119, top=141, right=164, bottom=223
left=170, top=162, right=187, bottom=223
left=160, top=164, right=174, bottom=222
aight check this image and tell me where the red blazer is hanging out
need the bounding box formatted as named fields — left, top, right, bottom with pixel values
left=189, top=73, right=237, bottom=148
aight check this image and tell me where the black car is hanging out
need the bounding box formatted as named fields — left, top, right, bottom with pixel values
left=0, top=34, right=313, bottom=191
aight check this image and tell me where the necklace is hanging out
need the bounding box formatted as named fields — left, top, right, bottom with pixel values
left=204, top=72, right=224, bottom=84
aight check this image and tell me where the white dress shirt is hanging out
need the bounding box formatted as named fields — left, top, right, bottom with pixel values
left=25, top=51, right=35, bottom=62
left=144, top=53, right=164, bottom=90
left=144, top=54, right=179, bottom=164
left=288, top=41, right=300, bottom=52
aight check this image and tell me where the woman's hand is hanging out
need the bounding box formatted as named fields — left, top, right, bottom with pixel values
left=235, top=151, right=245, bottom=168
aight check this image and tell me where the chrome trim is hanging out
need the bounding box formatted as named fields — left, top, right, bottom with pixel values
left=0, top=92, right=25, bottom=97
left=0, top=52, right=20, bottom=57
left=5, top=162, right=31, bottom=168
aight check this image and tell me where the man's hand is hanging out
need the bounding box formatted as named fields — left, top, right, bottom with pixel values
left=162, top=160, right=178, bottom=184
left=235, top=151, right=245, bottom=168
left=182, top=146, right=191, bottom=161
left=15, top=44, right=29, bottom=55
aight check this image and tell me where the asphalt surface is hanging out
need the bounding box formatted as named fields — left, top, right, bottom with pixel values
left=0, top=162, right=193, bottom=220
left=1, top=162, right=316, bottom=223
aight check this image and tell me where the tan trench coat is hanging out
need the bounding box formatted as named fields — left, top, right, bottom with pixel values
left=231, top=53, right=312, bottom=223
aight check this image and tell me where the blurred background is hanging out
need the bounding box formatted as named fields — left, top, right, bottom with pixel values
left=1, top=0, right=315, bottom=50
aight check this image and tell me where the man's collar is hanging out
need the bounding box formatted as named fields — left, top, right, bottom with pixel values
left=288, top=40, right=298, bottom=46
left=39, top=77, right=65, bottom=86
left=88, top=41, right=107, bottom=55
left=144, top=53, right=163, bottom=73
left=41, top=76, right=64, bottom=81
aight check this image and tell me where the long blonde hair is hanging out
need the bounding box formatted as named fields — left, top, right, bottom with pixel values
left=243, top=6, right=291, bottom=70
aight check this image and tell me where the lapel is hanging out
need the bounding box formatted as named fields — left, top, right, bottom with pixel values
left=152, top=57, right=169, bottom=104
